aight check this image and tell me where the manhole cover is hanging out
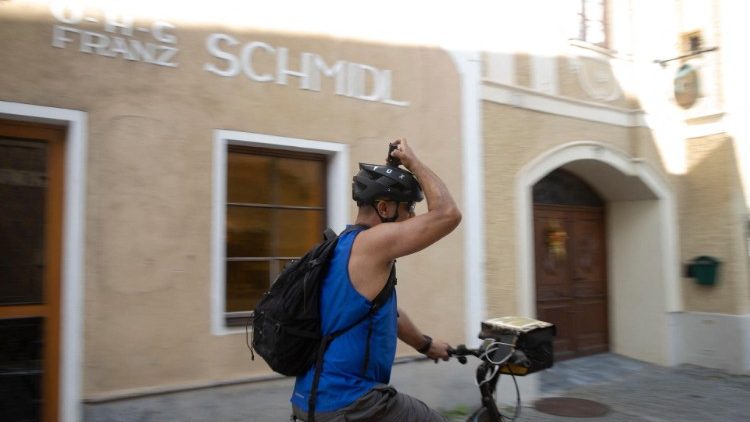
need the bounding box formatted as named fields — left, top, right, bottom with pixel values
left=533, top=397, right=610, bottom=418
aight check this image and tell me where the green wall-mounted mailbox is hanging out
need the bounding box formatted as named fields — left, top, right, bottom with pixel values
left=686, top=256, right=720, bottom=286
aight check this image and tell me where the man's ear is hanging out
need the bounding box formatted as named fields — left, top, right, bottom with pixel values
left=375, top=200, right=393, bottom=218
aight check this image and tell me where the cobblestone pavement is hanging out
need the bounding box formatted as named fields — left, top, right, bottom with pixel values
left=519, top=364, right=750, bottom=421
left=85, top=354, right=750, bottom=421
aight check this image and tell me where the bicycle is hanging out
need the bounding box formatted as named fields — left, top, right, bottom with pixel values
left=447, top=317, right=556, bottom=422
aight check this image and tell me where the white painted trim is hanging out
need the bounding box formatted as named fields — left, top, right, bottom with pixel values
left=449, top=50, right=486, bottom=346
left=685, top=120, right=728, bottom=139
left=515, top=141, right=682, bottom=361
left=0, top=101, right=88, bottom=422
left=211, top=132, right=228, bottom=337
left=211, top=130, right=349, bottom=336
left=484, top=52, right=516, bottom=86
left=482, top=82, right=647, bottom=128
left=531, top=55, right=559, bottom=96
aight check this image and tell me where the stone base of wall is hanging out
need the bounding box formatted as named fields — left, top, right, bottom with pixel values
left=670, top=311, right=750, bottom=374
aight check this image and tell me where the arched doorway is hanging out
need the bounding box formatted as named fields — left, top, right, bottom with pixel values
left=516, top=141, right=681, bottom=367
left=533, top=169, right=608, bottom=361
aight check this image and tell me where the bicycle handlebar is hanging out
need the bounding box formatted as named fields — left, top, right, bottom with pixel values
left=446, top=344, right=475, bottom=364
left=448, top=343, right=531, bottom=368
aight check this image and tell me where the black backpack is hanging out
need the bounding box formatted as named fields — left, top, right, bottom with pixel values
left=250, top=224, right=396, bottom=376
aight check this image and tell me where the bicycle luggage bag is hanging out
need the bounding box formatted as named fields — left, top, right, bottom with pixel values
left=479, top=316, right=556, bottom=376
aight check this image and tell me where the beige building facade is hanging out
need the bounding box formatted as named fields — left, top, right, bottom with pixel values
left=478, top=0, right=750, bottom=378
left=1, top=1, right=749, bottom=421
left=1, top=2, right=466, bottom=420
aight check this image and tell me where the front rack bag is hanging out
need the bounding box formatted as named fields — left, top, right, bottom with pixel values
left=479, top=316, right=556, bottom=375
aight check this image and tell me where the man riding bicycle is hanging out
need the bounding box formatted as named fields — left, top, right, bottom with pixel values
left=291, top=138, right=462, bottom=421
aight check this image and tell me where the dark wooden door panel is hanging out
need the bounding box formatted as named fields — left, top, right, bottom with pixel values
left=534, top=204, right=608, bottom=361
left=534, top=208, right=570, bottom=301
left=536, top=301, right=575, bottom=360
left=573, top=299, right=608, bottom=355
left=571, top=209, right=606, bottom=286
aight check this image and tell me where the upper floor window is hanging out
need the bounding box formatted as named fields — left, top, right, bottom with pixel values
left=224, top=146, right=327, bottom=326
left=681, top=30, right=703, bottom=54
left=572, top=0, right=608, bottom=48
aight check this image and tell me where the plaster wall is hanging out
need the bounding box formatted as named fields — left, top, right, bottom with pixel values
left=682, top=136, right=750, bottom=315
left=482, top=103, right=634, bottom=318
left=608, top=200, right=669, bottom=365
left=0, top=5, right=465, bottom=398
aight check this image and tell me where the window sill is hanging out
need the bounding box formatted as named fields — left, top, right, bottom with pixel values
left=568, top=39, right=618, bottom=59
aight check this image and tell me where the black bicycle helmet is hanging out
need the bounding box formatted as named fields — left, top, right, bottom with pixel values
left=352, top=163, right=424, bottom=205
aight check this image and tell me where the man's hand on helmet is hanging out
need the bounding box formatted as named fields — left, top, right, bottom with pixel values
left=389, top=138, right=420, bottom=171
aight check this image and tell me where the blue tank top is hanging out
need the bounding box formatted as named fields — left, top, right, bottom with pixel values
left=291, top=226, right=398, bottom=413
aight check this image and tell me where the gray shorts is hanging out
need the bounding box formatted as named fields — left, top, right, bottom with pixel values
left=292, top=385, right=447, bottom=422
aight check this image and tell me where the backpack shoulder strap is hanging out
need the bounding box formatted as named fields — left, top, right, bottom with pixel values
left=323, top=227, right=337, bottom=241
left=328, top=262, right=396, bottom=339
left=359, top=262, right=396, bottom=375
left=373, top=262, right=397, bottom=308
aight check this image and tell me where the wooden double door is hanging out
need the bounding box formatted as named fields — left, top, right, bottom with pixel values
left=534, top=204, right=609, bottom=361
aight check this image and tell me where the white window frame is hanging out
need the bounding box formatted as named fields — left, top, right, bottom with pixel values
left=211, top=130, right=349, bottom=335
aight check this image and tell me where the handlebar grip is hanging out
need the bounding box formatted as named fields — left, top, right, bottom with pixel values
left=447, top=345, right=468, bottom=364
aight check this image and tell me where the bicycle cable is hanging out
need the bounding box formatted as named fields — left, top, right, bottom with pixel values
left=475, top=340, right=523, bottom=421
left=479, top=340, right=515, bottom=365
left=476, top=363, right=499, bottom=388
left=499, top=365, right=522, bottom=421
